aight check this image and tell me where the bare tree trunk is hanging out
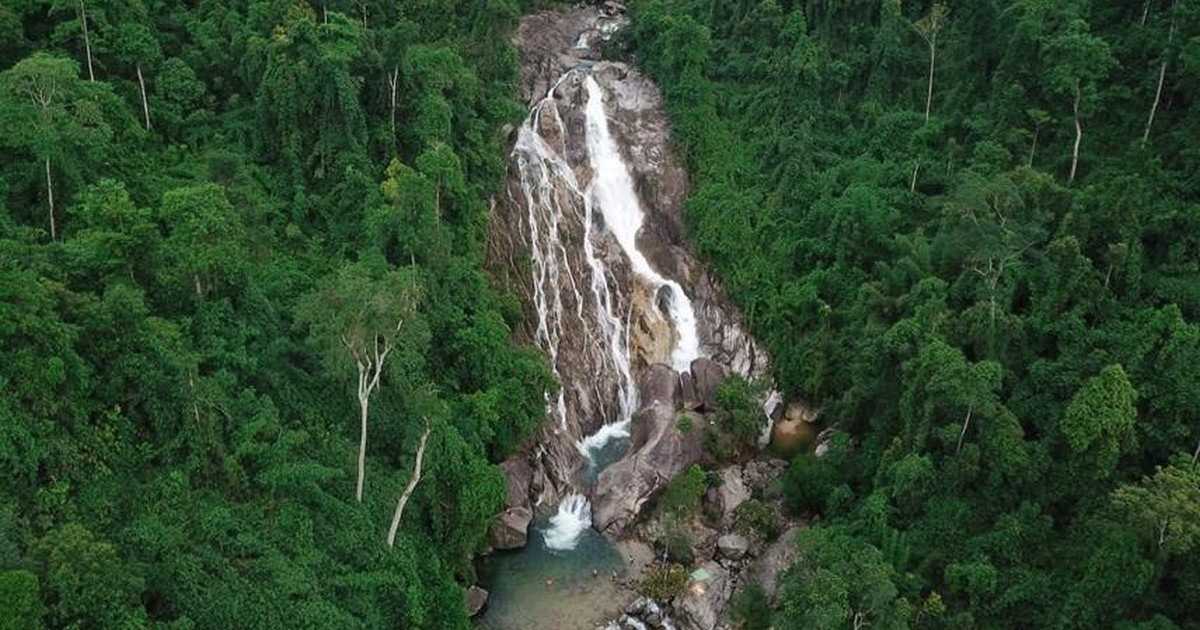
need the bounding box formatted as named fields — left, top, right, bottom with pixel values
left=956, top=404, right=974, bottom=454
left=136, top=63, right=151, bottom=131
left=78, top=0, right=94, bottom=82
left=1143, top=3, right=1177, bottom=147
left=1069, top=81, right=1082, bottom=185
left=387, top=422, right=431, bottom=547
left=1192, top=439, right=1199, bottom=466
left=388, top=66, right=399, bottom=144
left=45, top=156, right=56, bottom=241
left=1028, top=124, right=1040, bottom=167
left=1141, top=0, right=1152, bottom=26
left=355, top=370, right=371, bottom=502
left=193, top=274, right=204, bottom=299
left=352, top=333, right=393, bottom=502
left=924, top=40, right=936, bottom=121
left=910, top=161, right=920, bottom=192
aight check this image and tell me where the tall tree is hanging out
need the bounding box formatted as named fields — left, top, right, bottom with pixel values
left=297, top=262, right=423, bottom=502
left=1042, top=18, right=1114, bottom=184
left=0, top=53, right=112, bottom=240
left=1062, top=365, right=1138, bottom=479
left=913, top=2, right=949, bottom=122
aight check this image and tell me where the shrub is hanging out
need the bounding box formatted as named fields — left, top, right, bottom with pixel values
left=782, top=454, right=837, bottom=515
left=714, top=375, right=767, bottom=451
left=658, top=464, right=707, bottom=518
left=729, top=583, right=772, bottom=630
left=639, top=564, right=690, bottom=601
left=733, top=499, right=780, bottom=541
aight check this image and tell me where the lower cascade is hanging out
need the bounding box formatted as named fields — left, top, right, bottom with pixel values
left=542, top=493, right=592, bottom=551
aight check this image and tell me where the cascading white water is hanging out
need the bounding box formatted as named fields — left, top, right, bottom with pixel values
left=543, top=493, right=592, bottom=550
left=511, top=69, right=704, bottom=464
left=582, top=76, right=702, bottom=374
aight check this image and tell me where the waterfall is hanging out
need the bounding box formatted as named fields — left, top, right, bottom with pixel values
left=543, top=493, right=592, bottom=550
left=582, top=76, right=702, bottom=374
left=510, top=68, right=704, bottom=465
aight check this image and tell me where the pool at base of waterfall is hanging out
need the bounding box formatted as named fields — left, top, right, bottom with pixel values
left=476, top=508, right=652, bottom=630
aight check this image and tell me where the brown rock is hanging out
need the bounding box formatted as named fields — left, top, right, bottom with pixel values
left=680, top=371, right=701, bottom=411
left=499, top=459, right=533, bottom=510
left=489, top=506, right=533, bottom=550
left=690, top=358, right=727, bottom=412
left=592, top=365, right=701, bottom=534
left=465, top=586, right=489, bottom=617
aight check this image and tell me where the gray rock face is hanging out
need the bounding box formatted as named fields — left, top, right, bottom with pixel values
left=742, top=459, right=788, bottom=492
left=465, top=586, right=489, bottom=617
left=500, top=459, right=533, bottom=509
left=592, top=365, right=704, bottom=534
left=715, top=466, right=750, bottom=522
left=747, top=526, right=804, bottom=604
left=487, top=6, right=772, bottom=497
left=489, top=506, right=533, bottom=550
left=676, top=561, right=731, bottom=630
left=690, top=358, right=727, bottom=412
left=717, top=533, right=750, bottom=560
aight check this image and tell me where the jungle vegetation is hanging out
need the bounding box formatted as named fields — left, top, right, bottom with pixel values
left=626, top=0, right=1200, bottom=628
left=0, top=1, right=555, bottom=628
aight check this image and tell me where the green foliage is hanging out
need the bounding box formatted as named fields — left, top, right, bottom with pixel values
left=0, top=570, right=42, bottom=630
left=782, top=455, right=837, bottom=515
left=639, top=564, right=690, bottom=602
left=0, top=2, right=540, bottom=627
left=733, top=499, right=780, bottom=542
left=1062, top=364, right=1139, bottom=478
left=713, top=375, right=767, bottom=452
left=657, top=464, right=707, bottom=518
left=630, top=0, right=1200, bottom=627
left=729, top=583, right=772, bottom=630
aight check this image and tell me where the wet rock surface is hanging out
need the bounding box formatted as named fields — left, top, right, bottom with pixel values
left=488, top=5, right=771, bottom=499
left=489, top=506, right=533, bottom=550
left=592, top=364, right=701, bottom=535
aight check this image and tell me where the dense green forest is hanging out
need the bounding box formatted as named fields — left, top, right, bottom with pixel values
left=626, top=0, right=1200, bottom=628
left=0, top=1, right=555, bottom=628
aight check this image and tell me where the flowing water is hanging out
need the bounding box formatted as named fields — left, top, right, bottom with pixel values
left=482, top=14, right=709, bottom=628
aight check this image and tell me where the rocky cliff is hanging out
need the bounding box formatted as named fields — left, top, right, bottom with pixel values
left=486, top=4, right=770, bottom=538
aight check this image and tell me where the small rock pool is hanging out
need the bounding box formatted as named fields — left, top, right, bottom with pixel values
left=477, top=511, right=650, bottom=630
left=477, top=432, right=652, bottom=630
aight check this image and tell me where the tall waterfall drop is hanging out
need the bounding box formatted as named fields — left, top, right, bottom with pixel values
left=582, top=76, right=703, bottom=374
left=508, top=67, right=704, bottom=467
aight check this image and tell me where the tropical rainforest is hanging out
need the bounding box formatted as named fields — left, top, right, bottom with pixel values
left=625, top=0, right=1200, bottom=628
left=1, top=0, right=1198, bottom=629
left=0, top=1, right=556, bottom=628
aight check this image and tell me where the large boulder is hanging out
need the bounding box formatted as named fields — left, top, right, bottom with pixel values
left=690, top=358, right=727, bottom=412
left=680, top=371, right=701, bottom=411
left=746, top=525, right=804, bottom=603
left=464, top=586, right=489, bottom=617
left=593, top=364, right=703, bottom=534
left=717, top=533, right=750, bottom=561
left=489, top=506, right=533, bottom=550
left=715, top=466, right=750, bottom=522
left=675, top=561, right=731, bottom=630
left=499, top=459, right=533, bottom=509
